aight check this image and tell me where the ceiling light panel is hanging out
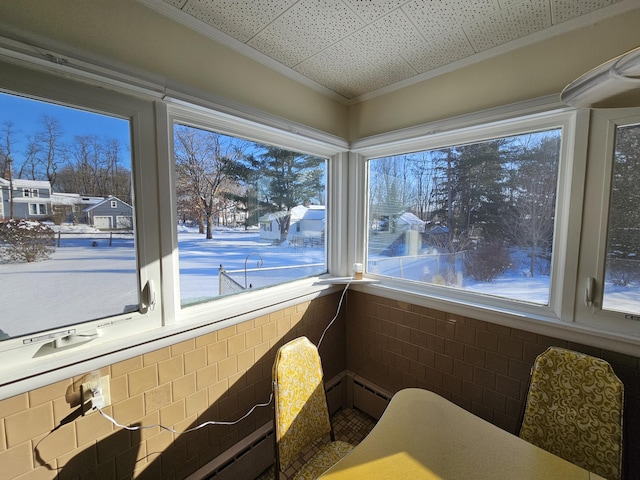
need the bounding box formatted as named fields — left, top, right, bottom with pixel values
left=182, top=0, right=296, bottom=42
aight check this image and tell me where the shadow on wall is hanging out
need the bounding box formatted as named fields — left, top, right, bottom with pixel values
left=30, top=292, right=347, bottom=479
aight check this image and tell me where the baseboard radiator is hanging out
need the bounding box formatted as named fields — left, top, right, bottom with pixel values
left=349, top=373, right=393, bottom=420
left=188, top=372, right=359, bottom=480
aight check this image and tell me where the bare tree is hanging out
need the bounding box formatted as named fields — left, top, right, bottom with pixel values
left=174, top=125, right=245, bottom=239
left=36, top=114, right=65, bottom=188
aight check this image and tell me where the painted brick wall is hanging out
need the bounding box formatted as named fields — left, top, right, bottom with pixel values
left=0, top=292, right=346, bottom=480
left=346, top=290, right=640, bottom=480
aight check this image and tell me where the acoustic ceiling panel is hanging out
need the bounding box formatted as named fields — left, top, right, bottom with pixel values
left=153, top=0, right=629, bottom=101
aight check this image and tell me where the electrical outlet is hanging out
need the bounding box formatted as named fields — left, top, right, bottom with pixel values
left=81, top=372, right=111, bottom=414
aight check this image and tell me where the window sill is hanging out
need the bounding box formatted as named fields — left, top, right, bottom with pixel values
left=0, top=276, right=338, bottom=401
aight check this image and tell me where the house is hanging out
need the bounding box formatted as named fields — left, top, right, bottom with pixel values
left=0, top=177, right=52, bottom=221
left=82, top=196, right=134, bottom=230
left=258, top=210, right=288, bottom=242
left=50, top=192, right=104, bottom=224
left=287, top=205, right=325, bottom=245
left=1, top=2, right=640, bottom=480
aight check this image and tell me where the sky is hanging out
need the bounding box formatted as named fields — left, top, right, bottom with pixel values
left=0, top=91, right=131, bottom=167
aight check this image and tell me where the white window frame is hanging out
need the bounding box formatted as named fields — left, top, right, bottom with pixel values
left=28, top=203, right=47, bottom=215
left=0, top=60, right=163, bottom=397
left=349, top=101, right=640, bottom=342
left=157, top=101, right=347, bottom=328
left=0, top=51, right=348, bottom=400
left=575, top=107, right=640, bottom=340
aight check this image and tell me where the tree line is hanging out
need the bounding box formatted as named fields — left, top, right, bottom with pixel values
left=173, top=124, right=325, bottom=240
left=1, top=115, right=131, bottom=203
left=369, top=130, right=561, bottom=280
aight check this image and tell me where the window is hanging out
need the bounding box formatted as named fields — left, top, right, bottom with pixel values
left=172, top=122, right=328, bottom=308
left=602, top=123, right=640, bottom=314
left=578, top=109, right=640, bottom=332
left=0, top=91, right=140, bottom=342
left=28, top=203, right=47, bottom=215
left=111, top=200, right=117, bottom=208
left=366, top=126, right=563, bottom=306
left=0, top=62, right=162, bottom=391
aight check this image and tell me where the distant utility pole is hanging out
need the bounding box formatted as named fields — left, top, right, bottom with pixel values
left=8, top=157, right=14, bottom=219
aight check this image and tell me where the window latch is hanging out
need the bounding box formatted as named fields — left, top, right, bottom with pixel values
left=141, top=280, right=156, bottom=313
left=585, top=277, right=596, bottom=307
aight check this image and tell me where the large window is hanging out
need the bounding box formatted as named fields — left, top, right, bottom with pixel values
left=172, top=123, right=328, bottom=307
left=367, top=127, right=562, bottom=306
left=0, top=92, right=139, bottom=341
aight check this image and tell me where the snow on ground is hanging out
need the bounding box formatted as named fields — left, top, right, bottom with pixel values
left=0, top=224, right=324, bottom=338
left=1, top=223, right=638, bottom=340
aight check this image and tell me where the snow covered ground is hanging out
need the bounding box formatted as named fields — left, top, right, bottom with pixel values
left=0, top=224, right=325, bottom=338
left=1, top=223, right=638, bottom=340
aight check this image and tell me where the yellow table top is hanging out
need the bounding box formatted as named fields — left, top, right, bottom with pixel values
left=320, top=388, right=606, bottom=480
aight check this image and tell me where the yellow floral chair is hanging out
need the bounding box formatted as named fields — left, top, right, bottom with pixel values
left=272, top=337, right=353, bottom=480
left=519, top=346, right=624, bottom=480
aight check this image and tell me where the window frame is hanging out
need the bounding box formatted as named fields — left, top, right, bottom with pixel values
left=0, top=60, right=164, bottom=396
left=348, top=103, right=629, bottom=341
left=0, top=57, right=348, bottom=400
left=158, top=101, right=346, bottom=327
left=575, top=107, right=640, bottom=339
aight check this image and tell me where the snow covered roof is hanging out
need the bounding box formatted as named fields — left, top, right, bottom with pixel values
left=303, top=208, right=325, bottom=221
left=398, top=212, right=425, bottom=226
left=50, top=193, right=104, bottom=206
left=0, top=177, right=51, bottom=191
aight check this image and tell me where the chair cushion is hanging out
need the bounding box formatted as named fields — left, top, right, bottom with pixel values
left=293, top=440, right=354, bottom=480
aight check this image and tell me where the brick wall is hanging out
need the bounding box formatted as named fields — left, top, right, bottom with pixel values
left=346, top=290, right=640, bottom=479
left=0, top=292, right=346, bottom=480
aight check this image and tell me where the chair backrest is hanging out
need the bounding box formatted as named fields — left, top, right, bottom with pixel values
left=519, top=346, right=624, bottom=480
left=273, top=336, right=332, bottom=472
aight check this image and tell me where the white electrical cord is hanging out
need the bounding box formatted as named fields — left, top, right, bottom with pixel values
left=97, top=275, right=352, bottom=433
left=317, top=279, right=352, bottom=349
left=97, top=393, right=273, bottom=433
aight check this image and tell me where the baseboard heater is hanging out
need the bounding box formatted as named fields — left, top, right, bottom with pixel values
left=350, top=374, right=393, bottom=420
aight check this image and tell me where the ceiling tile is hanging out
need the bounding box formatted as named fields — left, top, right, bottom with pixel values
left=148, top=0, right=636, bottom=101
left=345, top=9, right=427, bottom=63
left=403, top=30, right=475, bottom=73
left=403, top=0, right=502, bottom=39
left=248, top=23, right=320, bottom=67
left=551, top=0, right=620, bottom=23
left=295, top=42, right=415, bottom=99
left=346, top=0, right=411, bottom=23
left=183, top=0, right=296, bottom=42
left=464, top=0, right=552, bottom=52
left=275, top=0, right=365, bottom=50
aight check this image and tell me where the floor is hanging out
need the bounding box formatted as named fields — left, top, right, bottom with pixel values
left=255, top=408, right=377, bottom=480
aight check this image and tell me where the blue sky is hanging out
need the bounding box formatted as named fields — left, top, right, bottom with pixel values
left=0, top=91, right=131, bottom=167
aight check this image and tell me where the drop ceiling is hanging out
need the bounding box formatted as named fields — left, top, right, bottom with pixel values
left=140, top=0, right=631, bottom=103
